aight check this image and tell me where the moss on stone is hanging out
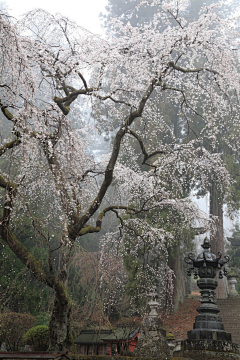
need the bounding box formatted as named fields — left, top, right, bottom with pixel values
left=167, top=332, right=175, bottom=340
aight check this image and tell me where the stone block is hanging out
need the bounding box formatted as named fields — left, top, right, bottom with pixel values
left=173, top=339, right=240, bottom=360
left=173, top=350, right=240, bottom=360
left=182, top=339, right=239, bottom=353
left=148, top=331, right=158, bottom=337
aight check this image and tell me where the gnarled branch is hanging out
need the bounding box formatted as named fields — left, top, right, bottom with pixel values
left=73, top=205, right=135, bottom=237
left=168, top=61, right=220, bottom=76
left=72, top=77, right=159, bottom=237
left=128, top=128, right=166, bottom=165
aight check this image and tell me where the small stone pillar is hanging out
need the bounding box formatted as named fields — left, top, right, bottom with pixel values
left=134, top=298, right=170, bottom=359
left=228, top=270, right=239, bottom=297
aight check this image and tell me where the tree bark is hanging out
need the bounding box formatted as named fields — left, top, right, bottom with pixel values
left=168, top=242, right=186, bottom=312
left=210, top=181, right=228, bottom=299
left=48, top=234, right=73, bottom=351
left=49, top=281, right=72, bottom=351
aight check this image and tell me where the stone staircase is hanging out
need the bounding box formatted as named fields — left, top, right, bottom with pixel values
left=217, top=297, right=240, bottom=345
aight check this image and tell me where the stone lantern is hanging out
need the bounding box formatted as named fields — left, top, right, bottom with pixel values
left=148, top=299, right=160, bottom=318
left=166, top=332, right=175, bottom=356
left=173, top=237, right=240, bottom=360
left=133, top=297, right=171, bottom=359
left=184, top=237, right=230, bottom=341
left=228, top=269, right=239, bottom=297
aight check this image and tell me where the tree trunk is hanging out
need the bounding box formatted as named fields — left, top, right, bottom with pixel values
left=49, top=239, right=73, bottom=351
left=49, top=280, right=72, bottom=351
left=210, top=181, right=228, bottom=299
left=168, top=242, right=186, bottom=312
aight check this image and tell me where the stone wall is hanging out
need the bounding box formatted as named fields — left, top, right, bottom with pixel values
left=69, top=356, right=167, bottom=360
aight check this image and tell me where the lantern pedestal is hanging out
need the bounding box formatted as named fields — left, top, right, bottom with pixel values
left=173, top=339, right=240, bottom=360
left=187, top=275, right=231, bottom=342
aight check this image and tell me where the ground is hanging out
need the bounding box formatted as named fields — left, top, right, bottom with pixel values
left=161, top=297, right=199, bottom=340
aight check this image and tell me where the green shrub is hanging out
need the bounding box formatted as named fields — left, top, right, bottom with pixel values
left=23, top=325, right=49, bottom=351
left=0, top=312, right=35, bottom=351
left=34, top=313, right=51, bottom=326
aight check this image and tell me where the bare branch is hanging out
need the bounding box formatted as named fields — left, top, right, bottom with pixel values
left=78, top=72, right=88, bottom=90
left=167, top=9, right=184, bottom=29
left=94, top=94, right=132, bottom=107
left=25, top=203, right=54, bottom=273
left=0, top=137, right=21, bottom=157
left=164, top=85, right=204, bottom=138
left=76, top=205, right=135, bottom=237
left=0, top=175, right=17, bottom=192
left=168, top=61, right=220, bottom=75
left=128, top=128, right=166, bottom=165
left=0, top=101, right=14, bottom=121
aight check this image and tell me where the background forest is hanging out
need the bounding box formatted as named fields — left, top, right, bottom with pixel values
left=0, top=0, right=240, bottom=352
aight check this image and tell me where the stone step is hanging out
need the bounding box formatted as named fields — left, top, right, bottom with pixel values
left=216, top=297, right=240, bottom=345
